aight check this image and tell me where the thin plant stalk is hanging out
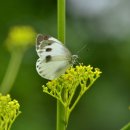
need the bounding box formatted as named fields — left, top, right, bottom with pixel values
left=0, top=50, right=24, bottom=94
left=57, top=0, right=66, bottom=43
left=57, top=0, right=66, bottom=130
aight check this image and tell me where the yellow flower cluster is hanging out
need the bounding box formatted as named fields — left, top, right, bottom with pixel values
left=43, top=65, right=102, bottom=107
left=0, top=93, right=21, bottom=130
left=5, top=26, right=36, bottom=51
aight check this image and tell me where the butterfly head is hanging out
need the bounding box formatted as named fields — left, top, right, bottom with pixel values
left=71, top=55, right=78, bottom=65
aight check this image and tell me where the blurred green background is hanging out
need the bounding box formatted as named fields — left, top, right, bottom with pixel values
left=0, top=0, right=130, bottom=130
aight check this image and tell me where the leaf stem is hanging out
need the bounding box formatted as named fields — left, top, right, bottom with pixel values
left=0, top=50, right=24, bottom=94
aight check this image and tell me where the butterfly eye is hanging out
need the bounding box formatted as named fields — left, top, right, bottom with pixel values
left=46, top=48, right=52, bottom=52
left=45, top=55, right=52, bottom=62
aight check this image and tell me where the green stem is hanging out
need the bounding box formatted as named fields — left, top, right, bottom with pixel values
left=57, top=0, right=66, bottom=44
left=70, top=82, right=94, bottom=113
left=0, top=50, right=24, bottom=94
left=57, top=0, right=66, bottom=130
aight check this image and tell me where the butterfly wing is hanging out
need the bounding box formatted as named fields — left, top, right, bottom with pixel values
left=36, top=34, right=72, bottom=80
left=36, top=34, right=71, bottom=57
left=36, top=57, right=71, bottom=80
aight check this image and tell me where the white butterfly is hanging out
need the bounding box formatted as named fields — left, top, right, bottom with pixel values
left=36, top=34, right=78, bottom=80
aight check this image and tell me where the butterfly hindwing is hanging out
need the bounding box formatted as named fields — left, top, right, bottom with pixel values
left=36, top=57, right=71, bottom=80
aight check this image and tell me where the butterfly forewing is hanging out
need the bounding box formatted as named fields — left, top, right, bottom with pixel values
left=36, top=34, right=71, bottom=58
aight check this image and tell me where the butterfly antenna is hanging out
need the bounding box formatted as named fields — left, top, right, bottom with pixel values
left=76, top=43, right=88, bottom=55
left=74, top=42, right=89, bottom=64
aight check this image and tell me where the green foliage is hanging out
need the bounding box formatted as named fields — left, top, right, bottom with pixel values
left=121, top=122, right=130, bottom=130
left=0, top=25, right=36, bottom=94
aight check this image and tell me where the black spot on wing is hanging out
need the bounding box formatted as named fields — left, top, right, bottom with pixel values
left=45, top=55, right=52, bottom=62
left=46, top=48, right=52, bottom=52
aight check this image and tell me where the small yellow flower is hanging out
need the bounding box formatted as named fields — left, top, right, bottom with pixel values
left=43, top=64, right=101, bottom=125
left=0, top=93, right=21, bottom=130
left=5, top=26, right=36, bottom=51
left=43, top=65, right=101, bottom=106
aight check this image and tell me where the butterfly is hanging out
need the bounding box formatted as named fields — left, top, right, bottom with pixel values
left=36, top=34, right=78, bottom=80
